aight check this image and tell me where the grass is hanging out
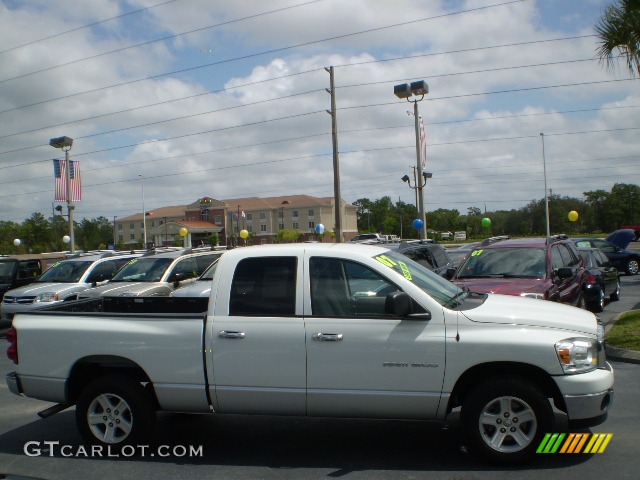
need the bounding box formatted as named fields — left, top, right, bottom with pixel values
left=605, top=310, right=640, bottom=351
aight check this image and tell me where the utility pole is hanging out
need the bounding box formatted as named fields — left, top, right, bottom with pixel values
left=325, top=66, right=343, bottom=242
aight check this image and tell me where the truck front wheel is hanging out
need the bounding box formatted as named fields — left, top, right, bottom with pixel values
left=461, top=376, right=553, bottom=465
left=76, top=374, right=155, bottom=450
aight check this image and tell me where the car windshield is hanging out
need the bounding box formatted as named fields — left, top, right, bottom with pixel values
left=456, top=247, right=546, bottom=279
left=197, top=259, right=218, bottom=281
left=110, top=257, right=174, bottom=282
left=372, top=250, right=463, bottom=307
left=35, top=260, right=93, bottom=283
left=0, top=260, right=17, bottom=281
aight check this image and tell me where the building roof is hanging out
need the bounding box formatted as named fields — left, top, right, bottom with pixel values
left=118, top=204, right=187, bottom=222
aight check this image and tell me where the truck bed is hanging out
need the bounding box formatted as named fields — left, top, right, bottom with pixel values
left=34, top=296, right=209, bottom=315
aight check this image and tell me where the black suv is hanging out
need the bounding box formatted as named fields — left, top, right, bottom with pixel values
left=392, top=240, right=455, bottom=278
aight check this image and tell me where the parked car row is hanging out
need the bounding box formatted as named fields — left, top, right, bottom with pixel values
left=0, top=247, right=221, bottom=329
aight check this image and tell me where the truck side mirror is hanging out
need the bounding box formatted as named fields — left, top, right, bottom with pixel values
left=555, top=267, right=573, bottom=279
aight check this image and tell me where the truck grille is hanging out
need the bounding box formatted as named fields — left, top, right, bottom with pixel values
left=2, top=296, right=36, bottom=305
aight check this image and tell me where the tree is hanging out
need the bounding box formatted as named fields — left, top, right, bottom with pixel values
left=595, top=0, right=640, bottom=77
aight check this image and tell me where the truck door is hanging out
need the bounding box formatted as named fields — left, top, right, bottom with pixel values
left=304, top=256, right=446, bottom=419
left=208, top=255, right=306, bottom=415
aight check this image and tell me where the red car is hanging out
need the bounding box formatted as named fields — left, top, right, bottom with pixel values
left=452, top=235, right=586, bottom=308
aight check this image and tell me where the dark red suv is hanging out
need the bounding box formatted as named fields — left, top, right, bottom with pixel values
left=451, top=235, right=586, bottom=308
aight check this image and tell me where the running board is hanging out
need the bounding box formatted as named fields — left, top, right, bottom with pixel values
left=38, top=402, right=72, bottom=418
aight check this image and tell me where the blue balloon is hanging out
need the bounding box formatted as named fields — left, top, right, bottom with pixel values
left=412, top=219, right=424, bottom=230
left=315, top=223, right=325, bottom=234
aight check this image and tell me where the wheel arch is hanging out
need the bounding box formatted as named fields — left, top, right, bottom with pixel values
left=66, top=355, right=159, bottom=408
left=447, top=362, right=565, bottom=415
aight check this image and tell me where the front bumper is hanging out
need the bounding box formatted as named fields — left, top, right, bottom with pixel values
left=555, top=362, right=614, bottom=427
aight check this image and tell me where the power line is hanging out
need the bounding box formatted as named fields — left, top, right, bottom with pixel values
left=0, top=0, right=523, bottom=115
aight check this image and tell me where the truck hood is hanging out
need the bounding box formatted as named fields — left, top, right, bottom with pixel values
left=79, top=282, right=173, bottom=298
left=462, top=293, right=596, bottom=335
left=171, top=281, right=211, bottom=297
left=453, top=277, right=548, bottom=296
left=4, top=282, right=90, bottom=298
left=606, top=229, right=635, bottom=250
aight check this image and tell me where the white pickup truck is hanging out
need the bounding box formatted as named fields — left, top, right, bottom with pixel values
left=5, top=243, right=614, bottom=464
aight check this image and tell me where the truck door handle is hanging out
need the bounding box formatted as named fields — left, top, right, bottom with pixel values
left=312, top=333, right=343, bottom=342
left=218, top=330, right=246, bottom=339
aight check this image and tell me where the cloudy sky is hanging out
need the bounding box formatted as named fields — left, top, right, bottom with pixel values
left=0, top=0, right=638, bottom=225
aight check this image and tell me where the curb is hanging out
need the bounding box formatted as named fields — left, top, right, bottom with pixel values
left=604, top=311, right=640, bottom=365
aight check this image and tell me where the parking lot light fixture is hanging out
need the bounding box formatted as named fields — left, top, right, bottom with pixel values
left=49, top=136, right=75, bottom=253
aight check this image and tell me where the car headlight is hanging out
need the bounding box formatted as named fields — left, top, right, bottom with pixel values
left=35, top=292, right=59, bottom=303
left=555, top=337, right=599, bottom=373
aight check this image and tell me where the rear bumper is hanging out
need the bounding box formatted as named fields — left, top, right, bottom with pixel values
left=6, top=371, right=23, bottom=396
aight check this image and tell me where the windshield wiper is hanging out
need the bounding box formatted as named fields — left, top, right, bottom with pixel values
left=445, top=287, right=468, bottom=308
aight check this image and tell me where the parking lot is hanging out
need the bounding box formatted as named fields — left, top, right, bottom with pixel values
left=0, top=274, right=638, bottom=480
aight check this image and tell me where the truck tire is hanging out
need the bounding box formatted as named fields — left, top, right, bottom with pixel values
left=461, top=376, right=553, bottom=465
left=76, top=374, right=155, bottom=451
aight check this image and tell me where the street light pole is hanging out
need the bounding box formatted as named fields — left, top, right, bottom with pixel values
left=49, top=136, right=75, bottom=253
left=395, top=81, right=429, bottom=240
left=540, top=133, right=551, bottom=237
left=139, top=175, right=147, bottom=247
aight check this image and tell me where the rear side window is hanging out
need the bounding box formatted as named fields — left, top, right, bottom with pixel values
left=229, top=257, right=297, bottom=316
left=401, top=248, right=436, bottom=270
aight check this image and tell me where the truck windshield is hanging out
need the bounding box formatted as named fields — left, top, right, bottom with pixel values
left=110, top=257, right=174, bottom=282
left=35, top=260, right=93, bottom=283
left=373, top=250, right=463, bottom=307
left=0, top=260, right=17, bottom=281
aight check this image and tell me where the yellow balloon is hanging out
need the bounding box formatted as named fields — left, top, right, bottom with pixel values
left=568, top=211, right=579, bottom=222
left=240, top=229, right=249, bottom=239
left=179, top=227, right=188, bottom=237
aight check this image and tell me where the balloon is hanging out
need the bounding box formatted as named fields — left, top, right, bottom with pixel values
left=482, top=217, right=491, bottom=228
left=62, top=235, right=70, bottom=244
left=568, top=211, right=579, bottom=222
left=179, top=227, right=188, bottom=237
left=315, top=223, right=325, bottom=235
left=240, top=229, right=249, bottom=239
left=412, top=219, right=424, bottom=230
left=13, top=239, right=21, bottom=246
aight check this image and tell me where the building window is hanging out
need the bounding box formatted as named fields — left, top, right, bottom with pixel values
left=292, top=210, right=298, bottom=219
left=140, top=222, right=144, bottom=228
left=259, top=212, right=266, bottom=220
left=214, top=215, right=222, bottom=225
left=308, top=209, right=314, bottom=217
left=118, top=235, right=123, bottom=241
left=260, top=225, right=267, bottom=232
left=309, top=222, right=315, bottom=229
left=278, top=223, right=284, bottom=230
left=129, top=223, right=134, bottom=230
left=246, top=213, right=252, bottom=220
left=201, top=209, right=210, bottom=222
left=118, top=224, right=122, bottom=230
left=247, top=226, right=253, bottom=233
left=278, top=210, right=284, bottom=219
left=130, top=234, right=135, bottom=240
left=293, top=222, right=299, bottom=230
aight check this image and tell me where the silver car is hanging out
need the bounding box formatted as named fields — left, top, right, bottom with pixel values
left=171, top=257, right=220, bottom=298
left=1, top=251, right=141, bottom=325
left=78, top=248, right=221, bottom=299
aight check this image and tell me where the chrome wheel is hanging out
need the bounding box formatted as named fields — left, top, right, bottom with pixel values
left=627, top=259, right=639, bottom=275
left=477, top=396, right=537, bottom=453
left=87, top=393, right=133, bottom=443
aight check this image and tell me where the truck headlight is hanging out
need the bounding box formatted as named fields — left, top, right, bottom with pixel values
left=555, top=338, right=598, bottom=373
left=35, top=292, right=59, bottom=303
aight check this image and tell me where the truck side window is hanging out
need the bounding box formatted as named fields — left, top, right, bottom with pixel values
left=310, top=258, right=400, bottom=318
left=229, top=257, right=296, bottom=316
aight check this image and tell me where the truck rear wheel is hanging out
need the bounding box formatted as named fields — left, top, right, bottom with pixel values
left=461, top=376, right=553, bottom=465
left=76, top=374, right=155, bottom=451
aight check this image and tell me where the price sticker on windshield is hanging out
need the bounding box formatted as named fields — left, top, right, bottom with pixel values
left=398, top=261, right=412, bottom=280
left=471, top=250, right=484, bottom=256
left=375, top=255, right=398, bottom=268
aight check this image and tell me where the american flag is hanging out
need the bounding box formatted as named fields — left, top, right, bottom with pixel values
left=419, top=115, right=427, bottom=168
left=53, top=159, right=82, bottom=202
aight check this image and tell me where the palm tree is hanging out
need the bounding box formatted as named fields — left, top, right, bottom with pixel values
left=595, top=0, right=640, bottom=77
